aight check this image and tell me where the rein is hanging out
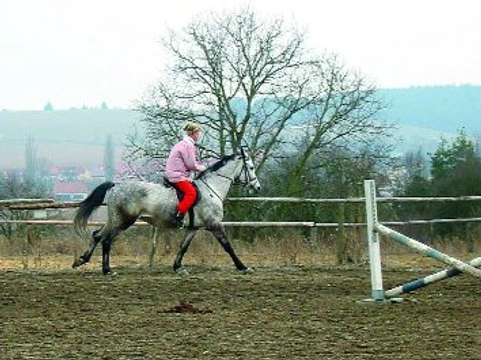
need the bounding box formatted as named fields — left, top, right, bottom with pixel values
left=216, top=173, right=236, bottom=182
left=197, top=177, right=223, bottom=202
left=195, top=152, right=252, bottom=201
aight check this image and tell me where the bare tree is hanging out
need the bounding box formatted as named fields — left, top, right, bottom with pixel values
left=25, top=137, right=37, bottom=183
left=104, top=135, right=115, bottom=181
left=127, top=7, right=393, bottom=177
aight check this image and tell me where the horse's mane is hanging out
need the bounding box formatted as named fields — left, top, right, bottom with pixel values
left=195, top=153, right=237, bottom=180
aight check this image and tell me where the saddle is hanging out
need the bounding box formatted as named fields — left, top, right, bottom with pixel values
left=163, top=177, right=202, bottom=228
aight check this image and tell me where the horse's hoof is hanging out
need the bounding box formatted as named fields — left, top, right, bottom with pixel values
left=103, top=270, right=118, bottom=276
left=72, top=258, right=84, bottom=268
left=241, top=267, right=255, bottom=275
left=175, top=268, right=189, bottom=276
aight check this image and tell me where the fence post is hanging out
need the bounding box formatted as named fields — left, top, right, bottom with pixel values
left=364, top=179, right=385, bottom=301
left=309, top=226, right=318, bottom=251
left=149, top=227, right=158, bottom=267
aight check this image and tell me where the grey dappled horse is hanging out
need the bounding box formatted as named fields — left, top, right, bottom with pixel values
left=72, top=148, right=261, bottom=275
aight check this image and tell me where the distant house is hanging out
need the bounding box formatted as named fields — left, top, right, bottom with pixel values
left=86, top=164, right=106, bottom=181
left=115, top=159, right=166, bottom=181
left=48, top=165, right=89, bottom=181
left=53, top=181, right=89, bottom=201
left=3, top=167, right=25, bottom=178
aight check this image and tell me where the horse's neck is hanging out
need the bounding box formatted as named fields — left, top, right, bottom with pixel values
left=203, top=159, right=242, bottom=199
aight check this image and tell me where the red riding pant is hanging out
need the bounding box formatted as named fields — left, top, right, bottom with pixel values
left=173, top=180, right=197, bottom=215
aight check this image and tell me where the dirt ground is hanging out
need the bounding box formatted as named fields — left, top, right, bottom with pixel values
left=2, top=255, right=481, bottom=360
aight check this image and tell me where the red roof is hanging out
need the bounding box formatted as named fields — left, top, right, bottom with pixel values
left=48, top=165, right=87, bottom=177
left=53, top=181, right=89, bottom=194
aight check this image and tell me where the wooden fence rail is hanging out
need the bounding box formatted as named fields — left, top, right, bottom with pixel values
left=2, top=196, right=481, bottom=249
left=2, top=196, right=481, bottom=227
left=3, top=195, right=481, bottom=211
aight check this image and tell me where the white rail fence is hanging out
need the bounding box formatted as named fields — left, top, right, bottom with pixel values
left=2, top=194, right=481, bottom=233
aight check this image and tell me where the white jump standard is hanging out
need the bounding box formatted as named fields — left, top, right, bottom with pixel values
left=364, top=179, right=481, bottom=302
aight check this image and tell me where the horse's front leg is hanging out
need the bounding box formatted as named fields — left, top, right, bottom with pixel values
left=149, top=228, right=174, bottom=267
left=173, top=229, right=197, bottom=274
left=208, top=223, right=250, bottom=273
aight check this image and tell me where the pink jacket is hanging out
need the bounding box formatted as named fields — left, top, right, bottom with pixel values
left=165, top=136, right=205, bottom=182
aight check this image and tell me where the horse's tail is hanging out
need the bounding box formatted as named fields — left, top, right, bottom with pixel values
left=73, top=181, right=115, bottom=236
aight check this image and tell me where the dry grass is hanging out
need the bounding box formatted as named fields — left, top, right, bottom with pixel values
left=1, top=225, right=479, bottom=272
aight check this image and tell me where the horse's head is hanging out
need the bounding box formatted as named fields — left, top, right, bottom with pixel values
left=234, top=147, right=261, bottom=193
left=196, top=147, right=261, bottom=193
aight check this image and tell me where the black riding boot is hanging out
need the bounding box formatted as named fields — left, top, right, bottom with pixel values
left=171, top=212, right=185, bottom=228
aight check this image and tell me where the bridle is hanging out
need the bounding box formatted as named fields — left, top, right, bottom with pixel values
left=231, top=148, right=258, bottom=188
left=197, top=148, right=258, bottom=200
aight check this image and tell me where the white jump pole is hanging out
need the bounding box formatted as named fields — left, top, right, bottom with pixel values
left=375, top=223, right=481, bottom=279
left=385, top=256, right=481, bottom=298
left=364, top=180, right=385, bottom=301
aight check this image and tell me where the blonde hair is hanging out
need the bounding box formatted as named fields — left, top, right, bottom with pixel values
left=183, top=121, right=201, bottom=134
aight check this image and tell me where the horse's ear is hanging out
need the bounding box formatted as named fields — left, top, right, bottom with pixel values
left=240, top=146, right=247, bottom=157
left=254, top=150, right=264, bottom=166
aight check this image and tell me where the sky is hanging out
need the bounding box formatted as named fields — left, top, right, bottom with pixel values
left=1, top=0, right=480, bottom=111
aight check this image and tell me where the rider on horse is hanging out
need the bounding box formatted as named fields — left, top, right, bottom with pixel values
left=165, top=122, right=206, bottom=227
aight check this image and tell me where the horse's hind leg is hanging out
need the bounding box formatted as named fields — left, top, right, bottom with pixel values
left=101, top=226, right=126, bottom=275
left=72, top=229, right=102, bottom=268
left=208, top=224, right=250, bottom=272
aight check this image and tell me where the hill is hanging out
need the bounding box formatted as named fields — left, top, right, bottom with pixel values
left=378, top=84, right=481, bottom=134
left=0, top=108, right=141, bottom=168
left=1, top=85, right=480, bottom=168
